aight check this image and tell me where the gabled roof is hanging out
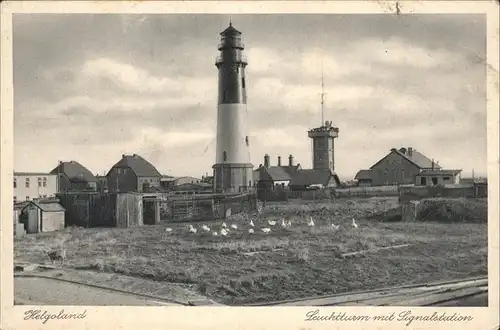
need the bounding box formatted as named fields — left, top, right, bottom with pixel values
left=50, top=161, right=97, bottom=183
left=355, top=169, right=372, bottom=180
left=264, top=166, right=293, bottom=181
left=418, top=169, right=462, bottom=176
left=253, top=169, right=260, bottom=182
left=290, top=169, right=334, bottom=187
left=280, top=165, right=301, bottom=177
left=255, top=164, right=301, bottom=182
left=109, top=154, right=161, bottom=178
left=370, top=147, right=440, bottom=170
left=22, top=201, right=66, bottom=213
left=401, top=149, right=437, bottom=169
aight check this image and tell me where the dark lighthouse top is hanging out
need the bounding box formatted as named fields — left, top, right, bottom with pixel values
left=216, top=23, right=248, bottom=104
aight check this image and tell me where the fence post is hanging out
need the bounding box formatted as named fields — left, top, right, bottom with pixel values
left=170, top=200, right=175, bottom=222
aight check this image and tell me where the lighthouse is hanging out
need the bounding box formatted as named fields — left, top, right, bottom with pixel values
left=212, top=22, right=253, bottom=193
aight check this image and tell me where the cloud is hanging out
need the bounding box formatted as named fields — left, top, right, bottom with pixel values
left=12, top=14, right=487, bottom=179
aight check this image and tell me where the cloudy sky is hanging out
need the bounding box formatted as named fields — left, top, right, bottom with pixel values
left=13, top=14, right=487, bottom=179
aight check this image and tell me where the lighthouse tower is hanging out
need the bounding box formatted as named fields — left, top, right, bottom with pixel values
left=212, top=23, right=253, bottom=193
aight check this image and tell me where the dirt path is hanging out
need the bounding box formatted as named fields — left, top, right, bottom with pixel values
left=15, top=276, right=178, bottom=306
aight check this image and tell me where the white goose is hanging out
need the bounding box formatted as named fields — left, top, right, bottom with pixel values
left=221, top=222, right=228, bottom=229
left=261, top=228, right=271, bottom=233
left=248, top=228, right=254, bottom=234
left=212, top=232, right=218, bottom=236
left=352, top=218, right=358, bottom=229
left=220, top=228, right=229, bottom=236
left=308, top=216, right=315, bottom=227
left=280, top=218, right=287, bottom=228
left=165, top=228, right=172, bottom=232
left=286, top=220, right=292, bottom=227
left=202, top=225, right=211, bottom=232
left=268, top=220, right=277, bottom=226
left=331, top=223, right=340, bottom=230
left=230, top=224, right=238, bottom=230
left=188, top=224, right=197, bottom=234
left=249, top=219, right=255, bottom=227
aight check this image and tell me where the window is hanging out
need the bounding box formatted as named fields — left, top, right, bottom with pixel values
left=25, top=178, right=30, bottom=188
left=443, top=176, right=451, bottom=181
left=223, top=151, right=228, bottom=162
left=13, top=178, right=16, bottom=188
left=43, top=177, right=47, bottom=187
left=38, top=177, right=42, bottom=187
left=13, top=196, right=17, bottom=203
left=223, top=90, right=228, bottom=102
left=26, top=196, right=30, bottom=201
left=245, top=136, right=249, bottom=146
left=242, top=77, right=246, bottom=89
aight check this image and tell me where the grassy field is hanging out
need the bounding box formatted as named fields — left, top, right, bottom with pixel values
left=14, top=197, right=488, bottom=305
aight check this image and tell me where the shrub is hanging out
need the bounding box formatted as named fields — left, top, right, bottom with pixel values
left=416, top=198, right=487, bottom=223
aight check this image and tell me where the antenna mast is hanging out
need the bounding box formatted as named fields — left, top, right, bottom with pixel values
left=320, top=61, right=327, bottom=126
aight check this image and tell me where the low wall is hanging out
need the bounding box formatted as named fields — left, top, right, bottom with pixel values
left=399, top=184, right=476, bottom=203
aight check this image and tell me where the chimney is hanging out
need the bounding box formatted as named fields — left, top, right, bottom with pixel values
left=277, top=156, right=282, bottom=167
left=122, top=154, right=126, bottom=158
left=264, top=154, right=270, bottom=168
left=408, top=147, right=413, bottom=157
left=289, top=154, right=294, bottom=166
left=431, top=158, right=435, bottom=170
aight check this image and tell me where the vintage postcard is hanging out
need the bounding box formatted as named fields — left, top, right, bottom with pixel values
left=1, top=1, right=499, bottom=329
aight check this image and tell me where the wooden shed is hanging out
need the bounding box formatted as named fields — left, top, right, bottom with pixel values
left=21, top=201, right=66, bottom=234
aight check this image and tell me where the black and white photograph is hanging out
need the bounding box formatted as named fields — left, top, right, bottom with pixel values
left=1, top=1, right=499, bottom=329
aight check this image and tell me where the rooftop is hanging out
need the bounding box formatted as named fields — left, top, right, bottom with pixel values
left=14, top=172, right=55, bottom=176
left=50, top=161, right=97, bottom=183
left=290, top=169, right=339, bottom=187
left=354, top=169, right=372, bottom=180
left=264, top=166, right=293, bottom=181
left=110, top=154, right=161, bottom=178
left=220, top=22, right=242, bottom=36
left=371, top=147, right=440, bottom=170
left=308, top=120, right=339, bottom=133
left=22, top=200, right=66, bottom=213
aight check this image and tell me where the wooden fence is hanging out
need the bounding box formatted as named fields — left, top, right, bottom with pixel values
left=157, top=192, right=258, bottom=222
left=334, top=185, right=400, bottom=198
left=57, top=192, right=143, bottom=228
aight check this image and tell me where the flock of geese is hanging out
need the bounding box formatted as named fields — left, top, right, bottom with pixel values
left=163, top=215, right=360, bottom=237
